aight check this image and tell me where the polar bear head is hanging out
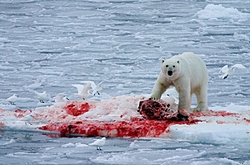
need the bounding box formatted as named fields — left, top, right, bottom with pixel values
left=161, top=59, right=180, bottom=79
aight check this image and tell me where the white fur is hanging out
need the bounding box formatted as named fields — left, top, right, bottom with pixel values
left=151, top=52, right=208, bottom=112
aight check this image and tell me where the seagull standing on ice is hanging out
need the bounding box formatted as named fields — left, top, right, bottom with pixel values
left=219, top=64, right=247, bottom=79
left=89, top=137, right=106, bottom=150
left=6, top=94, right=19, bottom=105
left=80, top=81, right=104, bottom=96
left=20, top=113, right=34, bottom=125
left=53, top=93, right=69, bottom=103
left=72, top=82, right=91, bottom=100
left=34, top=91, right=49, bottom=103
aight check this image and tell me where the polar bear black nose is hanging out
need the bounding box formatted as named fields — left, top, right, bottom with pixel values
left=168, top=71, right=173, bottom=76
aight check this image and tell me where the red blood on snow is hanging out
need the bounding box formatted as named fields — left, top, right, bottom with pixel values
left=190, top=110, right=238, bottom=118
left=39, top=99, right=200, bottom=138
left=0, top=122, right=4, bottom=127
left=39, top=118, right=199, bottom=138
left=243, top=118, right=250, bottom=123
left=64, top=101, right=90, bottom=116
left=14, top=109, right=32, bottom=118
left=9, top=99, right=241, bottom=138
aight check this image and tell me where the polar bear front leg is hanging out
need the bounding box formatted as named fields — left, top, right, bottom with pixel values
left=151, top=81, right=169, bottom=100
left=178, top=91, right=191, bottom=111
left=176, top=84, right=191, bottom=112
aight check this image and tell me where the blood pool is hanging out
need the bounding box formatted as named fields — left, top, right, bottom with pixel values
left=39, top=99, right=200, bottom=138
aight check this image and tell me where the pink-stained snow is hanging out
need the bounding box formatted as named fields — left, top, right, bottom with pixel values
left=0, top=94, right=250, bottom=142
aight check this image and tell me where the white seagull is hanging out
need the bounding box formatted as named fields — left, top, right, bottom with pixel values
left=6, top=94, right=19, bottom=105
left=53, top=93, right=69, bottom=103
left=34, top=91, right=49, bottom=103
left=80, top=81, right=104, bottom=96
left=20, top=113, right=34, bottom=125
left=219, top=64, right=246, bottom=79
left=165, top=87, right=179, bottom=104
left=89, top=137, right=106, bottom=150
left=72, top=82, right=92, bottom=100
left=24, top=80, right=43, bottom=89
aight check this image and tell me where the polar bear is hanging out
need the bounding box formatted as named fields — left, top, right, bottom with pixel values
left=151, top=52, right=208, bottom=112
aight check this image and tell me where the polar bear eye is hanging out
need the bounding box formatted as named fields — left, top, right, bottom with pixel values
left=166, top=65, right=169, bottom=67
left=173, top=65, right=175, bottom=68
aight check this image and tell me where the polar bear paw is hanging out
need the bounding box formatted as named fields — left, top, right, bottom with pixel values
left=193, top=105, right=208, bottom=112
left=150, top=94, right=161, bottom=100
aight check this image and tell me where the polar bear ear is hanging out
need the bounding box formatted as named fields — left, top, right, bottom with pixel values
left=161, top=59, right=165, bottom=63
left=177, top=60, right=179, bottom=64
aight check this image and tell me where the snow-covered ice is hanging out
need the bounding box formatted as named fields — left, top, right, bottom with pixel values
left=0, top=0, right=250, bottom=164
left=196, top=4, right=249, bottom=20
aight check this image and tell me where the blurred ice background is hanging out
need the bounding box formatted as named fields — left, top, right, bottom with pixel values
left=0, top=0, right=250, bottom=164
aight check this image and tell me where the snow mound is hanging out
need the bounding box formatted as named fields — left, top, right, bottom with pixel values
left=171, top=109, right=250, bottom=143
left=196, top=4, right=249, bottom=20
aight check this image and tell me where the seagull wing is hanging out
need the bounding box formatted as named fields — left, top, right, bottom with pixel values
left=89, top=139, right=101, bottom=146
left=89, top=138, right=106, bottom=146
left=80, top=81, right=96, bottom=89
left=32, top=90, right=46, bottom=98
left=219, top=65, right=229, bottom=73
left=33, top=90, right=39, bottom=95
left=95, top=81, right=104, bottom=91
left=41, top=91, right=47, bottom=98
left=72, top=84, right=85, bottom=95
left=231, top=64, right=246, bottom=69
left=54, top=93, right=68, bottom=102
left=97, top=81, right=104, bottom=87
left=38, top=91, right=47, bottom=99
left=82, top=83, right=91, bottom=94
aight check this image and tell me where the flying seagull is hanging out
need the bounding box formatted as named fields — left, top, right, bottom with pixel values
left=80, top=81, right=104, bottom=96
left=219, top=64, right=246, bottom=79
left=72, top=82, right=92, bottom=100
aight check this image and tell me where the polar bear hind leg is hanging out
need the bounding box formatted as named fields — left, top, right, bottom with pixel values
left=193, top=84, right=208, bottom=112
